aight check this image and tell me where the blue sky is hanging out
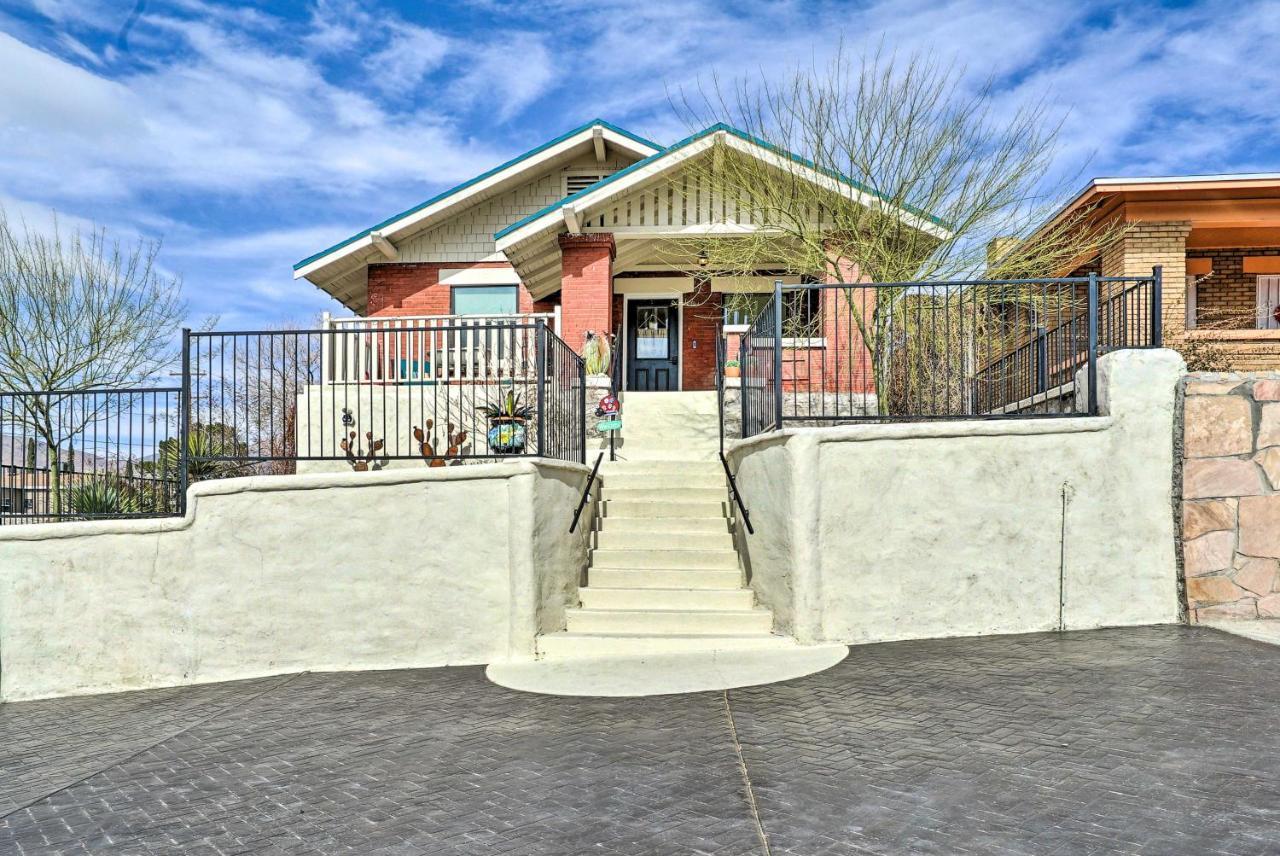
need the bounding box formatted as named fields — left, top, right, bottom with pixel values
left=1, top=0, right=1278, bottom=329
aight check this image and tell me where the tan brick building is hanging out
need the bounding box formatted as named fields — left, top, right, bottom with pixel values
left=1048, top=175, right=1280, bottom=370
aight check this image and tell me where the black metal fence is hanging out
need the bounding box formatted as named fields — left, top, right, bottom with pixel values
left=184, top=321, right=585, bottom=473
left=0, top=321, right=586, bottom=525
left=0, top=389, right=182, bottom=523
left=734, top=269, right=1162, bottom=438
left=739, top=296, right=782, bottom=438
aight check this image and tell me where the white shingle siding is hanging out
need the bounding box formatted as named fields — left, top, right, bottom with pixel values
left=397, top=153, right=637, bottom=263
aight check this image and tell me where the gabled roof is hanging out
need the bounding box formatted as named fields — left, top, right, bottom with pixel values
left=494, top=123, right=951, bottom=249
left=293, top=119, right=661, bottom=279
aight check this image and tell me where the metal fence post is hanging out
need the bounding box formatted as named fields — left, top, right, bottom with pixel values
left=534, top=320, right=547, bottom=458
left=578, top=352, right=587, bottom=465
left=179, top=327, right=191, bottom=514
left=772, top=280, right=785, bottom=431
left=739, top=331, right=749, bottom=437
left=1151, top=265, right=1163, bottom=347
left=1087, top=273, right=1099, bottom=416
left=1035, top=326, right=1048, bottom=394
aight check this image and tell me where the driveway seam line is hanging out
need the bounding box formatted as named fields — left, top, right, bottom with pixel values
left=0, top=670, right=306, bottom=822
left=722, top=689, right=772, bottom=856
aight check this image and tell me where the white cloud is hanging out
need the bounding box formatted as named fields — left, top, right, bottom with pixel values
left=0, top=15, right=505, bottom=206
left=364, top=25, right=451, bottom=93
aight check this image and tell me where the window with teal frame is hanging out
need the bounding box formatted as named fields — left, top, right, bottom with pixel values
left=451, top=285, right=519, bottom=316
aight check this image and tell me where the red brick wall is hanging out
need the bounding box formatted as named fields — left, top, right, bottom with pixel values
left=682, top=277, right=721, bottom=390
left=558, top=234, right=614, bottom=356
left=367, top=262, right=534, bottom=317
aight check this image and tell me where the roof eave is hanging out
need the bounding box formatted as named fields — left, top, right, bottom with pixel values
left=292, top=120, right=661, bottom=279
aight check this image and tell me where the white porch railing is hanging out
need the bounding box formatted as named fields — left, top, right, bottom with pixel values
left=320, top=310, right=560, bottom=383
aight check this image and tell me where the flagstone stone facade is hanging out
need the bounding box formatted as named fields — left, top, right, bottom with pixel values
left=1181, top=373, right=1280, bottom=620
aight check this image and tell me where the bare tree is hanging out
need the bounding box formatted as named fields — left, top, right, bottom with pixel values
left=663, top=45, right=1126, bottom=411
left=0, top=211, right=188, bottom=512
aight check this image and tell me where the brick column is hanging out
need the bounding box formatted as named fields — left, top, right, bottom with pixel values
left=1102, top=221, right=1192, bottom=346
left=821, top=258, right=874, bottom=394
left=558, top=233, right=615, bottom=355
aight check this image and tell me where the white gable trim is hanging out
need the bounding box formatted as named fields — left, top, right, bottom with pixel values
left=495, top=129, right=951, bottom=253
left=294, top=125, right=659, bottom=281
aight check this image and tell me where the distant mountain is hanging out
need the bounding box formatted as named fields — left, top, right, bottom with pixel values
left=0, top=433, right=113, bottom=472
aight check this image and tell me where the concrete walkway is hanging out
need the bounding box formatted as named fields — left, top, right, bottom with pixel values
left=1199, top=617, right=1280, bottom=646
left=2, top=626, right=1278, bottom=855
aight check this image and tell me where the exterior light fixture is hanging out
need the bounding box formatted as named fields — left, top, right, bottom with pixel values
left=697, top=251, right=709, bottom=267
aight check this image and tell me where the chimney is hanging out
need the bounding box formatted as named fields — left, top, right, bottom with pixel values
left=986, top=236, right=1021, bottom=271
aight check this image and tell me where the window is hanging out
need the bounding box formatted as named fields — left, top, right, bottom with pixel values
left=451, top=285, right=518, bottom=316
left=1257, top=276, right=1280, bottom=330
left=1186, top=275, right=1198, bottom=330
left=722, top=290, right=821, bottom=336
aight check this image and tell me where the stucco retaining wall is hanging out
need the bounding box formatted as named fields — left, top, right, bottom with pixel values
left=0, top=461, right=591, bottom=701
left=727, top=349, right=1185, bottom=645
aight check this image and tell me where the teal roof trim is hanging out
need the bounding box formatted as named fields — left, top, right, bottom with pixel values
left=293, top=119, right=662, bottom=271
left=493, top=122, right=950, bottom=242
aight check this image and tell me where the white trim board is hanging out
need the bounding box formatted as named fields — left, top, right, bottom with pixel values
left=439, top=267, right=522, bottom=286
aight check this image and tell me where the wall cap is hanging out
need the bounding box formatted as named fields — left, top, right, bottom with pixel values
left=0, top=459, right=589, bottom=543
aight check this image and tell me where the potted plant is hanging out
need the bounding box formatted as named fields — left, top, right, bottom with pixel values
left=724, top=359, right=740, bottom=378
left=478, top=390, right=534, bottom=454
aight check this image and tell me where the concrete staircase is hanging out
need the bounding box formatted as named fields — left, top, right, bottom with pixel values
left=537, top=393, right=788, bottom=659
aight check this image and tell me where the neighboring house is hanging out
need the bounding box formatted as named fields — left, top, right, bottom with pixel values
left=1043, top=174, right=1280, bottom=370
left=294, top=119, right=915, bottom=395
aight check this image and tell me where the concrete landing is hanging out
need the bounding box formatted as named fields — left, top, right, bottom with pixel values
left=484, top=644, right=849, bottom=697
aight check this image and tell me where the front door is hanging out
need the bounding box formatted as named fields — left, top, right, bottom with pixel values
left=627, top=299, right=679, bottom=390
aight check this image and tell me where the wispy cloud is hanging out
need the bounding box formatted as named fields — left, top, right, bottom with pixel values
left=0, top=0, right=1276, bottom=328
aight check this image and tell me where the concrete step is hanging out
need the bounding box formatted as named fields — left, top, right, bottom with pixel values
left=590, top=567, right=743, bottom=589
left=565, top=607, right=773, bottom=635
left=600, top=486, right=726, bottom=503
left=537, top=632, right=791, bottom=658
left=591, top=548, right=738, bottom=570
left=594, top=530, right=734, bottom=551
left=602, top=472, right=725, bottom=491
left=597, top=516, right=731, bottom=535
left=579, top=587, right=755, bottom=610
left=601, top=460, right=722, bottom=476
left=603, top=499, right=726, bottom=519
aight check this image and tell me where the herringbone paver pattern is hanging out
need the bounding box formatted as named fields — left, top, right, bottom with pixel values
left=0, top=626, right=1277, bottom=854
left=731, top=627, right=1280, bottom=855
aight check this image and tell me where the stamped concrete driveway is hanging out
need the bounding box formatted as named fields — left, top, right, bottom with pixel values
left=1, top=626, right=1278, bottom=855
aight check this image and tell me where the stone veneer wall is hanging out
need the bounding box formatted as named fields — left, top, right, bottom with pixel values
left=1181, top=373, right=1280, bottom=619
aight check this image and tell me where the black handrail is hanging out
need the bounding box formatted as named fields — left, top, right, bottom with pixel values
left=569, top=451, right=605, bottom=533
left=716, top=326, right=754, bottom=535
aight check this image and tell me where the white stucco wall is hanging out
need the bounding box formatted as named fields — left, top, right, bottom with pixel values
left=0, top=461, right=590, bottom=701
left=728, top=349, right=1185, bottom=645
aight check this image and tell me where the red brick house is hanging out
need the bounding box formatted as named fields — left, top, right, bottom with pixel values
left=294, top=120, right=931, bottom=394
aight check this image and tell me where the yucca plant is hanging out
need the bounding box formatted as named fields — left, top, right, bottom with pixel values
left=156, top=425, right=244, bottom=482
left=67, top=477, right=139, bottom=517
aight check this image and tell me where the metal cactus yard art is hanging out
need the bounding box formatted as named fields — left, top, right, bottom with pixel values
left=340, top=431, right=385, bottom=471
left=414, top=419, right=467, bottom=467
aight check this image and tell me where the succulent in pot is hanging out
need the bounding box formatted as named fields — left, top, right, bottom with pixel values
left=724, top=359, right=741, bottom=378
left=478, top=390, right=534, bottom=454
